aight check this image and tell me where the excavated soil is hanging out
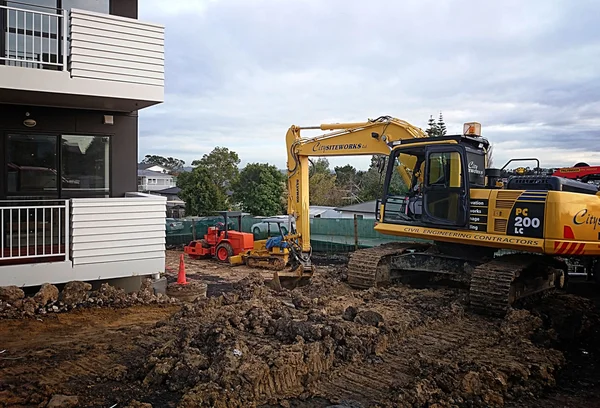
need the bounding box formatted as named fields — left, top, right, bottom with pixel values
left=1, top=250, right=600, bottom=407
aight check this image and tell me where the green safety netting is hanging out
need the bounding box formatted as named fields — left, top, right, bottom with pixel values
left=166, top=215, right=429, bottom=253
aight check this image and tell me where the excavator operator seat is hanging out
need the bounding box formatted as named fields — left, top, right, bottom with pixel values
left=407, top=196, right=423, bottom=218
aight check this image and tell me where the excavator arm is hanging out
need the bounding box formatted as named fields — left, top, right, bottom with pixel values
left=285, top=116, right=427, bottom=259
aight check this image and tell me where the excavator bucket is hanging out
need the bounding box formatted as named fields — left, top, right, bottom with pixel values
left=266, top=264, right=314, bottom=291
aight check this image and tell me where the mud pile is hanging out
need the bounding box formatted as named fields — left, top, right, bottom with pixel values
left=135, top=271, right=466, bottom=407
left=387, top=309, right=565, bottom=407
left=0, top=278, right=177, bottom=318
left=130, top=267, right=599, bottom=408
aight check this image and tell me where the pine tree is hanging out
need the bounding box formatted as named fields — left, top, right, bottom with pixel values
left=426, top=115, right=438, bottom=137
left=437, top=112, right=447, bottom=136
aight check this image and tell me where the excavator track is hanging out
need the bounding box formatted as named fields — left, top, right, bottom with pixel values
left=246, top=256, right=287, bottom=271
left=346, top=242, right=430, bottom=289
left=469, top=253, right=564, bottom=317
left=469, top=256, right=518, bottom=317
left=347, top=245, right=565, bottom=317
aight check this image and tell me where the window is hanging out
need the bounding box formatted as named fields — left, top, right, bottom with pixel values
left=6, top=0, right=58, bottom=12
left=427, top=152, right=463, bottom=188
left=425, top=150, right=464, bottom=223
left=7, top=134, right=58, bottom=195
left=4, top=1, right=61, bottom=67
left=61, top=135, right=109, bottom=197
left=5, top=133, right=110, bottom=198
left=61, top=0, right=109, bottom=14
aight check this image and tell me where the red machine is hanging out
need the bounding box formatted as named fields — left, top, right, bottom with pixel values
left=552, top=162, right=600, bottom=183
left=184, top=211, right=254, bottom=262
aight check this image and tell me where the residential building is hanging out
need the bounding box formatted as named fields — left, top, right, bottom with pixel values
left=138, top=162, right=168, bottom=173
left=137, top=169, right=176, bottom=192
left=0, top=0, right=166, bottom=289
left=148, top=186, right=185, bottom=218
left=334, top=200, right=378, bottom=219
left=309, top=205, right=349, bottom=219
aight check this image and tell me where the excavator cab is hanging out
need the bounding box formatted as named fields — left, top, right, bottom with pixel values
left=378, top=135, right=487, bottom=230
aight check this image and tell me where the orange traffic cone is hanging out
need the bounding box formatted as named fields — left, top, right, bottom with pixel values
left=177, top=253, right=188, bottom=285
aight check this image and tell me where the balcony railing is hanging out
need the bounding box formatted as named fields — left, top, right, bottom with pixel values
left=0, top=200, right=69, bottom=264
left=0, top=3, right=68, bottom=71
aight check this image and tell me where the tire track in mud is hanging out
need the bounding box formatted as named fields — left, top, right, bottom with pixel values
left=310, top=312, right=562, bottom=407
left=311, top=317, right=487, bottom=405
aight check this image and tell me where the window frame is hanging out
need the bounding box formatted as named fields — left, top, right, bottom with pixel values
left=60, top=133, right=111, bottom=198
left=4, top=131, right=112, bottom=199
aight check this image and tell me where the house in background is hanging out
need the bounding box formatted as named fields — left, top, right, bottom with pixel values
left=137, top=168, right=176, bottom=192
left=138, top=163, right=168, bottom=174
left=334, top=200, right=378, bottom=219
left=149, top=186, right=185, bottom=218
left=309, top=205, right=349, bottom=219
left=0, top=0, right=166, bottom=289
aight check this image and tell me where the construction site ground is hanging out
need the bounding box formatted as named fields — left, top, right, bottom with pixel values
left=1, top=249, right=600, bottom=408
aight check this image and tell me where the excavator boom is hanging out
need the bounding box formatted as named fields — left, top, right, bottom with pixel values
left=286, top=116, right=428, bottom=256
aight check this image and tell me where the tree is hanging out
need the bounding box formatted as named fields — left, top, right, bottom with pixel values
left=192, top=147, right=240, bottom=195
left=358, top=156, right=408, bottom=201
left=306, top=158, right=347, bottom=206
left=310, top=171, right=340, bottom=206
left=142, top=155, right=185, bottom=173
left=357, top=156, right=387, bottom=201
left=309, top=158, right=331, bottom=177
left=426, top=115, right=438, bottom=137
left=437, top=112, right=447, bottom=136
left=177, top=167, right=227, bottom=216
left=334, top=164, right=362, bottom=204
left=425, top=112, right=447, bottom=137
left=334, top=164, right=358, bottom=188
left=487, top=143, right=494, bottom=168
left=232, top=163, right=286, bottom=216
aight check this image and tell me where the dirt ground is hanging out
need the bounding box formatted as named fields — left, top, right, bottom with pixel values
left=1, top=250, right=600, bottom=407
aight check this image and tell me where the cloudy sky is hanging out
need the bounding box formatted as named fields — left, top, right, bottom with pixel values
left=138, top=0, right=600, bottom=171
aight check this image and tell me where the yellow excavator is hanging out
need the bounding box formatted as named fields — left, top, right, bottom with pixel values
left=274, top=115, right=600, bottom=316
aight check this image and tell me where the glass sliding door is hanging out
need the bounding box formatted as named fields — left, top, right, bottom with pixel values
left=61, top=134, right=110, bottom=198
left=4, top=132, right=110, bottom=199
left=6, top=133, right=59, bottom=197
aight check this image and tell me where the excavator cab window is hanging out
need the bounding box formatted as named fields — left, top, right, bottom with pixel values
left=381, top=144, right=470, bottom=229
left=381, top=148, right=425, bottom=224
left=422, top=145, right=470, bottom=227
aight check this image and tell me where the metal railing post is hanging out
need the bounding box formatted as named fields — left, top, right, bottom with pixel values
left=62, top=8, right=68, bottom=71
left=64, top=200, right=70, bottom=262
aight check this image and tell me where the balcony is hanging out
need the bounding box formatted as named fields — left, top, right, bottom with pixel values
left=0, top=193, right=167, bottom=288
left=0, top=4, right=164, bottom=112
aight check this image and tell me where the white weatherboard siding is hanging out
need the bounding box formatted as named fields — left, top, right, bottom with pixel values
left=0, top=196, right=166, bottom=287
left=70, top=197, right=166, bottom=272
left=69, top=9, right=164, bottom=87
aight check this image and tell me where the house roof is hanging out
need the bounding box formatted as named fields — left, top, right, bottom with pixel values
left=334, top=200, right=378, bottom=214
left=137, top=169, right=173, bottom=177
left=155, top=186, right=181, bottom=195
left=309, top=206, right=340, bottom=217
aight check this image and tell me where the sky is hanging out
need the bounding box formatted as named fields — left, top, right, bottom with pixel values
left=138, top=0, right=600, bottom=171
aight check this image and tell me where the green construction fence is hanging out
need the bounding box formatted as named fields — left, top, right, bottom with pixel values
left=166, top=215, right=429, bottom=254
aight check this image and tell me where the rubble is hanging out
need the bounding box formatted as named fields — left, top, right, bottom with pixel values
left=33, top=283, right=59, bottom=306
left=1, top=253, right=600, bottom=407
left=0, top=285, right=24, bottom=303
left=0, top=278, right=179, bottom=319
left=46, top=394, right=79, bottom=408
left=60, top=281, right=92, bottom=306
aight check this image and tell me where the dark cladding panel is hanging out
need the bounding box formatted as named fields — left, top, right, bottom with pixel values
left=0, top=104, right=138, bottom=198
left=110, top=0, right=137, bottom=19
